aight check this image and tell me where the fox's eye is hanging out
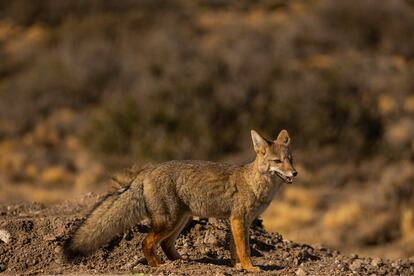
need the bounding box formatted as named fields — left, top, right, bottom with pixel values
left=272, top=159, right=282, bottom=164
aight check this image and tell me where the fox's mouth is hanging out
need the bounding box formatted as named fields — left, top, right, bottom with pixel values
left=271, top=171, right=293, bottom=184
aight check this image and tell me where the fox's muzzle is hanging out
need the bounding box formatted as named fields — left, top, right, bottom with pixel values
left=272, top=169, right=297, bottom=184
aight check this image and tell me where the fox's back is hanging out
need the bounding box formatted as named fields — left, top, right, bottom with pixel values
left=144, top=160, right=243, bottom=218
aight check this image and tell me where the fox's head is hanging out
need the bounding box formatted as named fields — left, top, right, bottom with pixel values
left=251, top=129, right=298, bottom=184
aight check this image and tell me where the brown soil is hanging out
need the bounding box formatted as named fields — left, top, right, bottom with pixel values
left=0, top=194, right=413, bottom=275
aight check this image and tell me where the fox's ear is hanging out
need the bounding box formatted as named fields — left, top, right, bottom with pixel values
left=275, top=129, right=290, bottom=145
left=251, top=130, right=269, bottom=153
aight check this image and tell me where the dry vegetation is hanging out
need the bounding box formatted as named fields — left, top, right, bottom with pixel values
left=0, top=0, right=414, bottom=259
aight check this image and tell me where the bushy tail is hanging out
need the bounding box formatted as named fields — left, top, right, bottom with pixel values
left=64, top=177, right=148, bottom=259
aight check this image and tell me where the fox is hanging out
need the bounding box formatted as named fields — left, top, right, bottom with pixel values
left=64, top=129, right=297, bottom=272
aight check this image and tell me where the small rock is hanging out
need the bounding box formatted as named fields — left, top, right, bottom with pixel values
left=122, top=255, right=139, bottom=269
left=22, top=237, right=31, bottom=245
left=287, top=241, right=298, bottom=248
left=204, top=233, right=218, bottom=245
left=314, top=244, right=324, bottom=250
left=350, top=259, right=363, bottom=271
left=371, top=257, right=382, bottom=267
left=0, top=263, right=6, bottom=272
left=54, top=246, right=62, bottom=253
left=194, top=224, right=201, bottom=232
left=350, top=253, right=358, bottom=260
left=0, top=229, right=11, bottom=244
left=44, top=234, right=56, bottom=241
left=391, top=262, right=400, bottom=269
left=29, top=258, right=38, bottom=266
left=333, top=250, right=340, bottom=256
left=207, top=235, right=218, bottom=245
left=20, top=220, right=34, bottom=232
left=295, top=268, right=307, bottom=276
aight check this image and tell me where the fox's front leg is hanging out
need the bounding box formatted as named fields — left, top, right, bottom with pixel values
left=230, top=224, right=250, bottom=266
left=230, top=235, right=239, bottom=266
left=230, top=216, right=260, bottom=272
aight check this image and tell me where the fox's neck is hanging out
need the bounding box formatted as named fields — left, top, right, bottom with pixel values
left=243, top=158, right=282, bottom=202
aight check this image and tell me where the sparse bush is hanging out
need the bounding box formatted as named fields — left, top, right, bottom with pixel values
left=0, top=0, right=412, bottom=162
left=318, top=0, right=414, bottom=56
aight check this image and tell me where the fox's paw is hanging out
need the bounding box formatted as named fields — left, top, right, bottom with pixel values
left=234, top=263, right=261, bottom=272
left=244, top=265, right=261, bottom=272
left=146, top=257, right=163, bottom=267
left=160, top=262, right=172, bottom=268
left=164, top=250, right=181, bottom=261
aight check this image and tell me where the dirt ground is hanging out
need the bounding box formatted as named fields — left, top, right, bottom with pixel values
left=0, top=194, right=413, bottom=275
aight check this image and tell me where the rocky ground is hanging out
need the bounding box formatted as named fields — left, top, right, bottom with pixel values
left=0, top=194, right=413, bottom=275
left=1, top=0, right=414, bottom=265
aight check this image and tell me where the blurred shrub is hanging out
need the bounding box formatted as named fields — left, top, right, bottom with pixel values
left=318, top=0, right=414, bottom=56
left=3, top=0, right=414, bottom=162
left=0, top=0, right=181, bottom=26
left=89, top=61, right=383, bottom=161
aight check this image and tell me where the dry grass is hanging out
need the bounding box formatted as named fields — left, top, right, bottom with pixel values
left=322, top=202, right=362, bottom=229
left=262, top=186, right=317, bottom=233
left=401, top=209, right=414, bottom=241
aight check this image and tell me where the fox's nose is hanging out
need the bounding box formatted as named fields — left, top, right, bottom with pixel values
left=292, top=171, right=298, bottom=177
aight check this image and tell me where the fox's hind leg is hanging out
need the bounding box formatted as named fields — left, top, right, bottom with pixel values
left=143, top=232, right=163, bottom=267
left=143, top=216, right=189, bottom=267
left=143, top=227, right=176, bottom=267
left=161, top=215, right=191, bottom=261
left=142, top=224, right=176, bottom=266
